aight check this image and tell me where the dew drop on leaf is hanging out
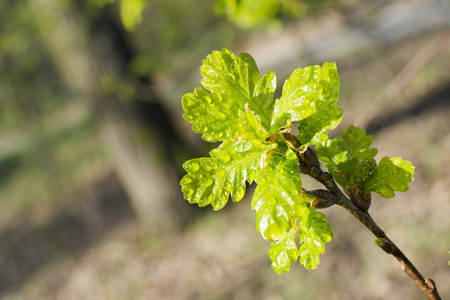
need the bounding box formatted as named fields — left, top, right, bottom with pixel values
left=203, top=178, right=214, bottom=188
left=299, top=106, right=314, bottom=119
left=189, top=161, right=200, bottom=172
left=184, top=187, right=194, bottom=198
left=216, top=112, right=227, bottom=120
left=182, top=177, right=192, bottom=184
left=268, top=197, right=277, bottom=206
left=184, top=98, right=195, bottom=107
left=219, top=152, right=232, bottom=164
left=271, top=179, right=279, bottom=188
left=233, top=185, right=246, bottom=201
left=217, top=169, right=226, bottom=178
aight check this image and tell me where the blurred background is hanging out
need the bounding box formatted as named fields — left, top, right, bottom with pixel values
left=0, top=0, right=449, bottom=299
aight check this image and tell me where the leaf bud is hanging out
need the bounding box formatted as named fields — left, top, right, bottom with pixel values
left=310, top=189, right=337, bottom=209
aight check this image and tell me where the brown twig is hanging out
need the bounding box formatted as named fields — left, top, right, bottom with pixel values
left=282, top=133, right=441, bottom=300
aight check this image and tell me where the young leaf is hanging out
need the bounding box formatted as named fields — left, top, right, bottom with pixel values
left=252, top=151, right=308, bottom=240
left=298, top=206, right=334, bottom=269
left=363, top=157, right=415, bottom=198
left=271, top=62, right=341, bottom=144
left=268, top=234, right=299, bottom=275
left=316, top=125, right=378, bottom=187
left=199, top=48, right=275, bottom=130
left=316, top=125, right=378, bottom=165
left=181, top=140, right=273, bottom=210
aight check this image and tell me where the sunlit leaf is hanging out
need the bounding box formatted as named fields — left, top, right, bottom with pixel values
left=181, top=140, right=273, bottom=210
left=298, top=206, right=333, bottom=269
left=252, top=151, right=308, bottom=240
left=268, top=233, right=299, bottom=274
left=271, top=62, right=341, bottom=144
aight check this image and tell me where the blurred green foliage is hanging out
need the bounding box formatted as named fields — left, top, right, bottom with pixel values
left=215, top=0, right=305, bottom=30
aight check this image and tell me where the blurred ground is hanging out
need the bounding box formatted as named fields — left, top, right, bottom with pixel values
left=1, top=0, right=449, bottom=299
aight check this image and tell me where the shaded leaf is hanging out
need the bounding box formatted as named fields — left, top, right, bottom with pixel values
left=363, top=157, right=414, bottom=198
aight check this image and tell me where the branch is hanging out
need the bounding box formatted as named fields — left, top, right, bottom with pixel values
left=282, top=133, right=441, bottom=300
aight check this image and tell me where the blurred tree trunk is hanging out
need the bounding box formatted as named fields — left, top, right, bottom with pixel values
left=27, top=0, right=191, bottom=234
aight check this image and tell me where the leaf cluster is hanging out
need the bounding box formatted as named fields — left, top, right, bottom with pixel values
left=180, top=48, right=415, bottom=274
left=316, top=126, right=414, bottom=210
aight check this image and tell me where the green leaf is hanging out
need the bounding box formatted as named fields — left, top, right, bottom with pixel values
left=298, top=206, right=334, bottom=269
left=363, top=157, right=415, bottom=198
left=316, top=125, right=377, bottom=165
left=120, top=0, right=147, bottom=31
left=268, top=233, right=299, bottom=275
left=199, top=48, right=276, bottom=129
left=181, top=140, right=273, bottom=210
left=216, top=0, right=303, bottom=30
left=252, top=151, right=308, bottom=240
left=182, top=88, right=246, bottom=142
left=271, top=62, right=341, bottom=144
left=316, top=125, right=378, bottom=187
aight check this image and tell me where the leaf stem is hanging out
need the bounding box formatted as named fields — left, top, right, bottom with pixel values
left=283, top=133, right=441, bottom=300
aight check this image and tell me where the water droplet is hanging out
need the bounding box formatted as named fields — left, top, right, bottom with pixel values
left=189, top=162, right=200, bottom=172
left=216, top=64, right=223, bottom=71
left=268, top=197, right=277, bottom=206
left=206, top=193, right=213, bottom=204
left=219, top=152, right=232, bottom=164
left=200, top=66, right=208, bottom=76
left=203, top=178, right=214, bottom=188
left=258, top=177, right=266, bottom=185
left=204, top=96, right=212, bottom=104
left=184, top=188, right=195, bottom=198
left=233, top=185, right=246, bottom=201
left=227, top=73, right=236, bottom=81
left=303, top=98, right=310, bottom=105
left=299, top=106, right=314, bottom=119
left=217, top=169, right=226, bottom=178
left=225, top=182, right=232, bottom=191
left=202, top=126, right=209, bottom=132
left=182, top=177, right=192, bottom=184
left=204, top=164, right=212, bottom=172
left=216, top=112, right=227, bottom=120
left=184, top=115, right=194, bottom=122
left=184, top=98, right=195, bottom=107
